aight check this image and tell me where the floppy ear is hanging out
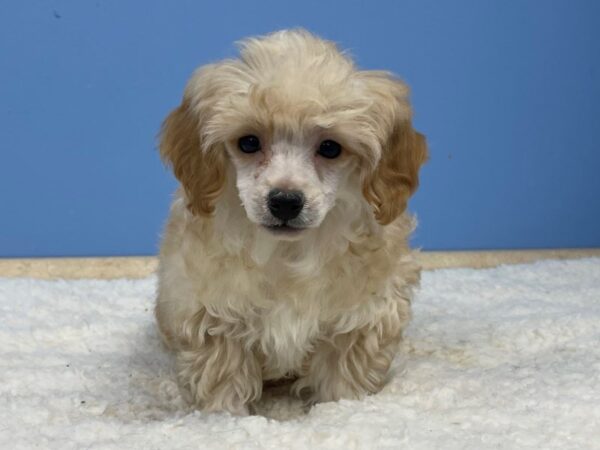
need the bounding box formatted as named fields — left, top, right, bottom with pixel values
left=363, top=125, right=428, bottom=225
left=360, top=73, right=428, bottom=225
left=159, top=99, right=226, bottom=216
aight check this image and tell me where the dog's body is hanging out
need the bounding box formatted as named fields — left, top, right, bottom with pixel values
left=156, top=30, right=427, bottom=414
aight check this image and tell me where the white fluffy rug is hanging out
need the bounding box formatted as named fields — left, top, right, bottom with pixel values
left=1, top=259, right=599, bottom=449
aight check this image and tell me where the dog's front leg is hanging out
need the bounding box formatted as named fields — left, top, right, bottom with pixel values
left=175, top=310, right=262, bottom=415
left=294, top=313, right=405, bottom=404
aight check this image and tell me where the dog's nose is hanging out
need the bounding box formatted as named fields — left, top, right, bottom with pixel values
left=268, top=189, right=305, bottom=221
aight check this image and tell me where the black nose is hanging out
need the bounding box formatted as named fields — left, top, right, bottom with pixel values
left=268, top=189, right=305, bottom=221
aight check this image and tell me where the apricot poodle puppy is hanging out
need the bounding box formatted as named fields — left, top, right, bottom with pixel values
left=155, top=29, right=428, bottom=414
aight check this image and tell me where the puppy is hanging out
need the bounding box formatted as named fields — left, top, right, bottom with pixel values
left=155, top=29, right=428, bottom=414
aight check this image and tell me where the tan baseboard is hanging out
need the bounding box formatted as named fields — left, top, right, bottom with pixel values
left=0, top=256, right=158, bottom=280
left=417, top=249, right=600, bottom=270
left=0, top=249, right=598, bottom=280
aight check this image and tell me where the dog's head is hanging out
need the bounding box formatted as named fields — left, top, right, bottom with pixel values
left=160, top=30, right=427, bottom=240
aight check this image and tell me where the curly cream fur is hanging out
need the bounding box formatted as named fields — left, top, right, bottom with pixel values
left=156, top=29, right=428, bottom=414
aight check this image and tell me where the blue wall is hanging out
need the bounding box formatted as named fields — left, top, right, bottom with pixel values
left=1, top=1, right=599, bottom=257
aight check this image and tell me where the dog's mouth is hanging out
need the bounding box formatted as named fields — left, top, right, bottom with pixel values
left=262, top=222, right=305, bottom=237
left=264, top=223, right=303, bottom=233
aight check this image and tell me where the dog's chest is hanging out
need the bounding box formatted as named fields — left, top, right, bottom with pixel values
left=257, top=304, right=321, bottom=379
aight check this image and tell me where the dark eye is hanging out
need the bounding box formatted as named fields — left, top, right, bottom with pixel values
left=238, top=135, right=261, bottom=153
left=317, top=140, right=342, bottom=159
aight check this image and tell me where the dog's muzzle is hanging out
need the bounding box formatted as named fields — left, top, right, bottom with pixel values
left=267, top=189, right=305, bottom=221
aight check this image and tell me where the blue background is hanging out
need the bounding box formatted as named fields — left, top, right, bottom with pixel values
left=1, top=0, right=599, bottom=257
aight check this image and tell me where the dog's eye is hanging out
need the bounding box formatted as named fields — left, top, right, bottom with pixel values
left=317, top=140, right=342, bottom=159
left=238, top=135, right=261, bottom=153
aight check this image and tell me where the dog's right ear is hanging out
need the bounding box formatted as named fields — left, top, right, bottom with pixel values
left=357, top=71, right=428, bottom=225
left=159, top=98, right=226, bottom=216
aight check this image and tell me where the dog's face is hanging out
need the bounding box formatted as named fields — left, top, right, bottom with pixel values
left=160, top=30, right=427, bottom=239
left=225, top=125, right=357, bottom=238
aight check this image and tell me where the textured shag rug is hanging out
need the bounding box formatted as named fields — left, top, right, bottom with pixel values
left=1, top=258, right=599, bottom=449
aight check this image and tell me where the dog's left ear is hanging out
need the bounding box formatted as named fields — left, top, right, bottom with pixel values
left=160, top=100, right=226, bottom=216
left=159, top=65, right=229, bottom=216
left=359, top=72, right=429, bottom=225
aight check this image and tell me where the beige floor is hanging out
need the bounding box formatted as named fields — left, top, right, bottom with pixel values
left=0, top=249, right=598, bottom=279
